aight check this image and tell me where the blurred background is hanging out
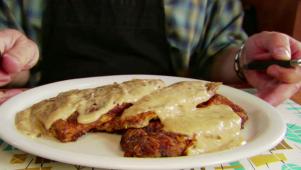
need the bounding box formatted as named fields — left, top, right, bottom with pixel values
left=242, top=0, right=301, bottom=41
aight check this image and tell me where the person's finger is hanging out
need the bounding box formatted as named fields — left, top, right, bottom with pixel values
left=244, top=69, right=273, bottom=90
left=0, top=88, right=24, bottom=104
left=0, top=29, right=39, bottom=73
left=256, top=82, right=301, bottom=106
left=0, top=70, right=11, bottom=86
left=267, top=65, right=301, bottom=83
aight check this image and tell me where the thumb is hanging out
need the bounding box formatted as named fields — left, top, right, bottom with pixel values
left=254, top=32, right=291, bottom=60
left=267, top=33, right=291, bottom=60
left=272, top=46, right=291, bottom=60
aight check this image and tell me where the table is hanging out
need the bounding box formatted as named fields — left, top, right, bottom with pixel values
left=1, top=91, right=301, bottom=170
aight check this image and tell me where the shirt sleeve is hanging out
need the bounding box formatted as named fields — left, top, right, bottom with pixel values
left=0, top=0, right=43, bottom=44
left=190, top=0, right=248, bottom=79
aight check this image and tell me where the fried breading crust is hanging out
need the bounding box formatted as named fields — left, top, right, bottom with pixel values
left=50, top=103, right=131, bottom=142
left=120, top=121, right=194, bottom=157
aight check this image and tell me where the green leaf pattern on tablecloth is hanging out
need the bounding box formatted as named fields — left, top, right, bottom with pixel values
left=282, top=163, right=301, bottom=170
left=229, top=161, right=245, bottom=170
left=286, top=102, right=301, bottom=118
left=286, top=124, right=301, bottom=144
left=3, top=144, right=15, bottom=151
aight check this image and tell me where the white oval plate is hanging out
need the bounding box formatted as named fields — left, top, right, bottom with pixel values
left=0, top=75, right=286, bottom=170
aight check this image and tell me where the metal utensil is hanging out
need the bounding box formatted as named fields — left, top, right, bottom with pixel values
left=244, top=59, right=301, bottom=70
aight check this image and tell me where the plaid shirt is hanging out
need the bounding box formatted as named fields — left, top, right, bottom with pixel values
left=0, top=0, right=247, bottom=78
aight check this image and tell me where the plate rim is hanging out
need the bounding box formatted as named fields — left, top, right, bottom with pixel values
left=0, top=75, right=286, bottom=170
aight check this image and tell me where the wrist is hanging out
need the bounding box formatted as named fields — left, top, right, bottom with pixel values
left=234, top=43, right=247, bottom=82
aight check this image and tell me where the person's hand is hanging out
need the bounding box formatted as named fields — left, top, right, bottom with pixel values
left=243, top=31, right=301, bottom=106
left=0, top=29, right=39, bottom=87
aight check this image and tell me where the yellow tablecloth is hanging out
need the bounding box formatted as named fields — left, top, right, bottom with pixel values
left=1, top=100, right=301, bottom=170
